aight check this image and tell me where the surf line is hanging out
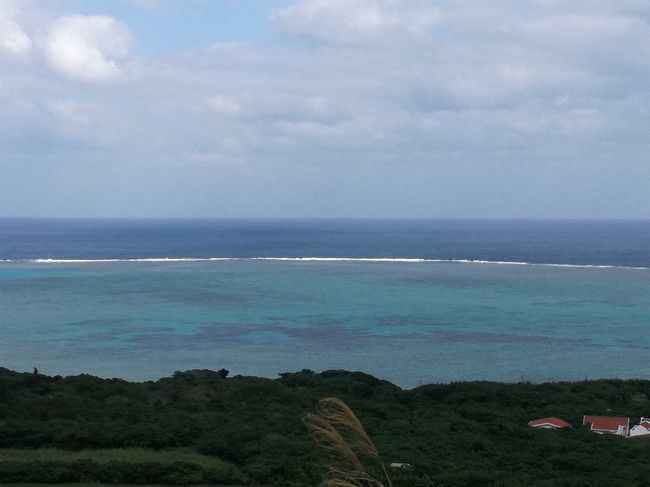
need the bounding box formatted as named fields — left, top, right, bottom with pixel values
left=16, top=257, right=649, bottom=270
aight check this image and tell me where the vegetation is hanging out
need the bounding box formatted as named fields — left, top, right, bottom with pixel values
left=2, top=367, right=650, bottom=486
left=304, top=397, right=395, bottom=487
left=0, top=448, right=242, bottom=485
left=1, top=485, right=249, bottom=487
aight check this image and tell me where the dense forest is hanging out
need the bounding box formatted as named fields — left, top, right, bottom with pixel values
left=1, top=367, right=650, bottom=486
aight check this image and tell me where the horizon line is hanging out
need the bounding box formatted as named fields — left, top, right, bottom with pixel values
left=1, top=216, right=650, bottom=222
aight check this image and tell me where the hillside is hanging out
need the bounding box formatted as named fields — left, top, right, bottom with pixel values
left=1, top=367, right=650, bottom=486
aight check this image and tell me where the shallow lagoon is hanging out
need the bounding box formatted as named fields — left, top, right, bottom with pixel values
left=2, top=258, right=649, bottom=387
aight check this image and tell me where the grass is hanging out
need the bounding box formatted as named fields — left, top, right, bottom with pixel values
left=0, top=448, right=232, bottom=469
left=1, top=485, right=251, bottom=487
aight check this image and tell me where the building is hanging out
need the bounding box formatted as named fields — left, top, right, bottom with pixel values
left=528, top=417, right=571, bottom=429
left=629, top=418, right=650, bottom=438
left=583, top=415, right=629, bottom=436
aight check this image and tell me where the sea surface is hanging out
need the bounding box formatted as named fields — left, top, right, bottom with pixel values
left=1, top=219, right=649, bottom=387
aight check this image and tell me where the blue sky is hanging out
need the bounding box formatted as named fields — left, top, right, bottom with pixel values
left=1, top=0, right=649, bottom=218
left=68, top=1, right=288, bottom=52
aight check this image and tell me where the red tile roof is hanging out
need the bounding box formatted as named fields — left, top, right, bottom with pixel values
left=639, top=422, right=650, bottom=429
left=528, top=417, right=571, bottom=428
left=583, top=415, right=629, bottom=431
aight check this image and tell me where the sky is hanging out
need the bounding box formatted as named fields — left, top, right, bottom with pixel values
left=1, top=0, right=649, bottom=218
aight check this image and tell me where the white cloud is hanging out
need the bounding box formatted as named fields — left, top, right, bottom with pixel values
left=2, top=0, right=650, bottom=217
left=273, top=0, right=440, bottom=44
left=208, top=95, right=242, bottom=116
left=48, top=99, right=93, bottom=126
left=43, top=15, right=133, bottom=82
left=523, top=13, right=650, bottom=62
left=0, top=18, right=32, bottom=55
left=0, top=0, right=33, bottom=57
left=121, top=0, right=166, bottom=8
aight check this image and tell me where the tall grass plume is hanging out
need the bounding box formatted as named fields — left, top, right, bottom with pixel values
left=304, top=397, right=393, bottom=487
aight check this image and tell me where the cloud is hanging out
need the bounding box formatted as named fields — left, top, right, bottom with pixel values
left=2, top=0, right=650, bottom=217
left=48, top=99, right=93, bottom=126
left=273, top=0, right=440, bottom=44
left=121, top=0, right=166, bottom=8
left=43, top=15, right=133, bottom=82
left=207, top=95, right=242, bottom=116
left=0, top=0, right=32, bottom=57
left=0, top=18, right=32, bottom=55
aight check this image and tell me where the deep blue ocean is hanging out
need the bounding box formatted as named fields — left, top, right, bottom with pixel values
left=1, top=219, right=649, bottom=387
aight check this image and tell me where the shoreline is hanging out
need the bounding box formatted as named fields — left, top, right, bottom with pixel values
left=3, top=365, right=649, bottom=389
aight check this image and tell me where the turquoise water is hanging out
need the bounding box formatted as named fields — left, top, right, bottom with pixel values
left=1, top=256, right=649, bottom=387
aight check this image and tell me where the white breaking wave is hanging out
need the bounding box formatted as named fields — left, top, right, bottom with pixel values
left=431, top=259, right=648, bottom=270
left=251, top=257, right=427, bottom=262
left=32, top=257, right=238, bottom=264
left=252, top=257, right=647, bottom=269
left=5, top=256, right=644, bottom=269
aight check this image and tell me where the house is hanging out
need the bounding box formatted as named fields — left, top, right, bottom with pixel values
left=528, top=417, right=571, bottom=429
left=629, top=417, right=650, bottom=438
left=583, top=415, right=629, bottom=436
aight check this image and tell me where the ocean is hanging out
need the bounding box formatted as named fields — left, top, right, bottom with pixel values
left=1, top=219, right=649, bottom=387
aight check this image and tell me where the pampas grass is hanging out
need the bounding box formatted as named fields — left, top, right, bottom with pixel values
left=304, top=397, right=392, bottom=487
